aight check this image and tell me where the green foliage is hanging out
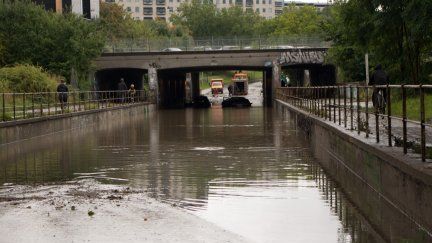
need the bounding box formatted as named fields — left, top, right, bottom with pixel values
left=0, top=64, right=57, bottom=92
left=0, top=78, right=8, bottom=92
left=217, top=7, right=263, bottom=37
left=271, top=4, right=325, bottom=37
left=100, top=2, right=159, bottom=40
left=171, top=0, right=218, bottom=37
left=171, top=1, right=263, bottom=38
left=171, top=1, right=327, bottom=39
left=0, top=0, right=105, bottom=87
left=326, top=0, right=432, bottom=84
left=99, top=2, right=132, bottom=41
left=147, top=19, right=189, bottom=37
left=100, top=2, right=189, bottom=41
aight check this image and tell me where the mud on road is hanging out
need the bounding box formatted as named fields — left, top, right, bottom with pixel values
left=0, top=180, right=247, bottom=243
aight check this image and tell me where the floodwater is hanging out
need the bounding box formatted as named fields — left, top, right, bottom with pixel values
left=0, top=107, right=424, bottom=242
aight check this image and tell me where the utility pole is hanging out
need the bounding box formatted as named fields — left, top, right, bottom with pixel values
left=365, top=53, right=369, bottom=85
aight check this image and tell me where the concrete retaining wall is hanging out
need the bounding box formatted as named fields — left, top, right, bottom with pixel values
left=275, top=99, right=432, bottom=242
left=0, top=104, right=155, bottom=146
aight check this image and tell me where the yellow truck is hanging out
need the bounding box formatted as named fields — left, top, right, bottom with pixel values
left=210, top=79, right=224, bottom=96
left=231, top=72, right=248, bottom=96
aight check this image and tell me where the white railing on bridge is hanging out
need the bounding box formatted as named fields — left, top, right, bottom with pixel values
left=104, top=36, right=330, bottom=53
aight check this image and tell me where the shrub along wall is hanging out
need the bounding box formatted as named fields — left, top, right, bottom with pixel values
left=0, top=64, right=58, bottom=93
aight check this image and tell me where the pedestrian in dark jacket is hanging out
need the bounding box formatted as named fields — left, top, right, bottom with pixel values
left=370, top=64, right=389, bottom=111
left=57, top=79, right=68, bottom=112
left=118, top=78, right=128, bottom=103
left=370, top=64, right=389, bottom=86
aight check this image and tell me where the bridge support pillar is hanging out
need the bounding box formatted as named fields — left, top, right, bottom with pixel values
left=185, top=73, right=193, bottom=104
left=184, top=72, right=200, bottom=104
left=263, top=69, right=272, bottom=106
left=191, top=72, right=200, bottom=100
left=148, top=67, right=159, bottom=105
left=272, top=61, right=281, bottom=104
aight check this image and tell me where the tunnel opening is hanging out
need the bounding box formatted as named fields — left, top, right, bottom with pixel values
left=157, top=66, right=270, bottom=109
left=281, top=64, right=336, bottom=87
left=95, top=68, right=147, bottom=91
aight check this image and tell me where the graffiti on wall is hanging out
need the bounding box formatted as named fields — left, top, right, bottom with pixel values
left=278, top=50, right=327, bottom=65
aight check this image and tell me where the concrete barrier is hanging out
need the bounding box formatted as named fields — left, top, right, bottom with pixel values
left=0, top=104, right=155, bottom=146
left=275, top=99, right=432, bottom=242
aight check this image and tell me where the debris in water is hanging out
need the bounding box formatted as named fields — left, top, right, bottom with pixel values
left=71, top=206, right=76, bottom=211
left=88, top=211, right=95, bottom=217
left=107, top=195, right=123, bottom=200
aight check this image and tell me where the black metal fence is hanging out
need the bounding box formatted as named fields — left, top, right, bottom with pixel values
left=1, top=90, right=150, bottom=123
left=276, top=85, right=432, bottom=162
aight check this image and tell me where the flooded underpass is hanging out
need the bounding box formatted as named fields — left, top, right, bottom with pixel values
left=0, top=107, right=426, bottom=242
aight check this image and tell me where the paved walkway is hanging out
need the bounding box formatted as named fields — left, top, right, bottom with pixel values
left=285, top=98, right=432, bottom=161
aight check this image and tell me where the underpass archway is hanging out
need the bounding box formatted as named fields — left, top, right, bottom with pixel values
left=157, top=66, right=272, bottom=108
left=281, top=64, right=336, bottom=87
left=95, top=68, right=147, bottom=91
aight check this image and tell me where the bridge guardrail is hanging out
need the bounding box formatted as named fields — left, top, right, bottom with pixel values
left=0, top=90, right=151, bottom=123
left=104, top=37, right=331, bottom=53
left=276, top=85, right=432, bottom=162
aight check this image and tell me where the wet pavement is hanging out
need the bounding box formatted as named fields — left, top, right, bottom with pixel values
left=0, top=107, right=422, bottom=242
left=201, top=81, right=263, bottom=107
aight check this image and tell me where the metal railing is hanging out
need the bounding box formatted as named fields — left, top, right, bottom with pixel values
left=104, top=36, right=330, bottom=53
left=0, top=90, right=150, bottom=123
left=276, top=85, right=432, bottom=162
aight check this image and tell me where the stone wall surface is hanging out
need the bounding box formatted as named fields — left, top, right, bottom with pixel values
left=276, top=99, right=432, bottom=242
left=0, top=104, right=155, bottom=146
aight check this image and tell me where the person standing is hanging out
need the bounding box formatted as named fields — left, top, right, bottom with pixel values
left=228, top=83, right=233, bottom=97
left=128, top=84, right=136, bottom=102
left=369, top=64, right=389, bottom=111
left=57, top=79, right=68, bottom=112
left=118, top=78, right=128, bottom=103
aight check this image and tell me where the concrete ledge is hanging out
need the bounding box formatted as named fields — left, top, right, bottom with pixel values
left=275, top=99, right=432, bottom=185
left=0, top=103, right=150, bottom=129
left=275, top=99, right=432, bottom=240
left=0, top=103, right=154, bottom=146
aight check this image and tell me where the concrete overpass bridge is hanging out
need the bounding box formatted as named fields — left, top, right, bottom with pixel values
left=93, top=47, right=335, bottom=107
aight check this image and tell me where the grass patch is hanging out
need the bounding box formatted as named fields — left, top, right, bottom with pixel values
left=391, top=93, right=432, bottom=122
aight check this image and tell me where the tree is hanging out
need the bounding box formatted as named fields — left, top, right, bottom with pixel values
left=326, top=0, right=432, bottom=84
left=0, top=1, right=105, bottom=87
left=217, top=7, right=263, bottom=37
left=170, top=0, right=219, bottom=38
left=271, top=4, right=325, bottom=37
left=171, top=1, right=263, bottom=38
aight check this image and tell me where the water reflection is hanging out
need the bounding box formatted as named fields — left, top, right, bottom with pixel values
left=0, top=108, right=426, bottom=242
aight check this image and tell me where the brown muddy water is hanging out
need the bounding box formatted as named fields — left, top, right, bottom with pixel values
left=0, top=108, right=423, bottom=242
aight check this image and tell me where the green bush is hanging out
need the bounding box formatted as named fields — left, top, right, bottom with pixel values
left=0, top=64, right=57, bottom=92
left=0, top=78, right=8, bottom=92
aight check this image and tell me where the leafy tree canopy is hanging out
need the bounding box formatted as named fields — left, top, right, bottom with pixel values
left=171, top=0, right=263, bottom=38
left=0, top=0, right=105, bottom=87
left=326, top=0, right=432, bottom=84
left=271, top=4, right=326, bottom=37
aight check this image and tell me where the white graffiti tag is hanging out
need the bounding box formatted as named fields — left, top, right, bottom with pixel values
left=278, top=50, right=326, bottom=65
